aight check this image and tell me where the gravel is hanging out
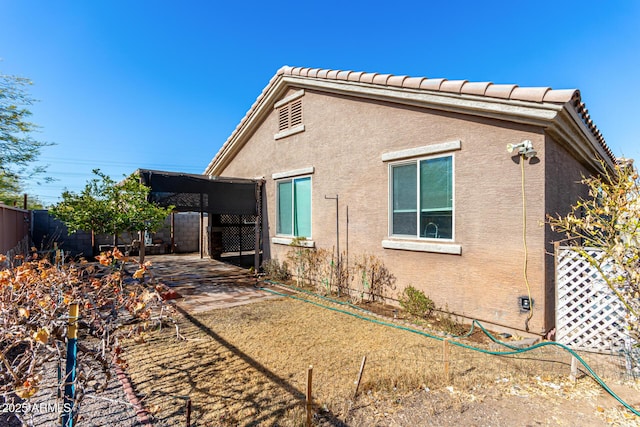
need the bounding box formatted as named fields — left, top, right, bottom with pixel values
left=1, top=361, right=142, bottom=427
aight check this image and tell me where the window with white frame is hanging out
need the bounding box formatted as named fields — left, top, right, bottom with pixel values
left=390, top=155, right=453, bottom=240
left=276, top=176, right=311, bottom=238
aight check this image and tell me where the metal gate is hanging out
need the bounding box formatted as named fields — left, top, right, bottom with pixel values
left=220, top=214, right=258, bottom=253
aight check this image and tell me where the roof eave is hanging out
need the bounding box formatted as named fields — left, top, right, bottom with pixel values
left=205, top=74, right=573, bottom=176
left=547, top=108, right=617, bottom=174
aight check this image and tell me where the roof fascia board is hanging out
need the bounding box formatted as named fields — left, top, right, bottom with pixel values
left=564, top=106, right=616, bottom=170
left=547, top=109, right=615, bottom=174
left=205, top=76, right=290, bottom=175
left=282, top=76, right=563, bottom=128
left=206, top=73, right=600, bottom=176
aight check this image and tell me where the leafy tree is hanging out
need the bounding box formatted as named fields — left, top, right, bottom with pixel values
left=0, top=73, right=52, bottom=200
left=106, top=171, right=172, bottom=244
left=548, top=159, right=640, bottom=343
left=0, top=187, right=46, bottom=209
left=50, top=169, right=173, bottom=254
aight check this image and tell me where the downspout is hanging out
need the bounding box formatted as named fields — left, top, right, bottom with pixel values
left=199, top=193, right=204, bottom=259
left=254, top=180, right=264, bottom=273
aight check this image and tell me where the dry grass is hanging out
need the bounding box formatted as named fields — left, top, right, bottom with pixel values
left=122, top=292, right=636, bottom=426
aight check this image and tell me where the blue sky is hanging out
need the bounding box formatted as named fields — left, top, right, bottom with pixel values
left=1, top=1, right=639, bottom=205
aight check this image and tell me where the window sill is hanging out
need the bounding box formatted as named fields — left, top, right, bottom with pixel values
left=382, top=239, right=461, bottom=255
left=273, top=236, right=315, bottom=247
left=274, top=124, right=305, bottom=140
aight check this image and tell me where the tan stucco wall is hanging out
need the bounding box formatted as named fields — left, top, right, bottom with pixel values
left=543, top=135, right=593, bottom=331
left=218, top=87, right=558, bottom=334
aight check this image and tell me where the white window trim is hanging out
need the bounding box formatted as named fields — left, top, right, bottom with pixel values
left=273, top=237, right=316, bottom=247
left=382, top=140, right=461, bottom=162
left=275, top=124, right=305, bottom=140
left=274, top=174, right=313, bottom=240
left=386, top=149, right=458, bottom=252
left=382, top=239, right=461, bottom=255
left=272, top=166, right=314, bottom=180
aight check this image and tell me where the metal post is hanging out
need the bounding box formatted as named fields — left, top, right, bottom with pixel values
left=139, top=230, right=146, bottom=265
left=171, top=212, right=175, bottom=254
left=254, top=180, right=263, bottom=273
left=62, top=303, right=79, bottom=427
left=346, top=205, right=349, bottom=280
left=199, top=193, right=204, bottom=259
left=306, top=365, right=313, bottom=427
left=324, top=195, right=339, bottom=294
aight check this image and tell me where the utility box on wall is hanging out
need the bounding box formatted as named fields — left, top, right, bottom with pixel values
left=519, top=296, right=533, bottom=312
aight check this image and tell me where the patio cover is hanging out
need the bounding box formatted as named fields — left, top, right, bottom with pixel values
left=136, top=169, right=259, bottom=214
left=135, top=169, right=262, bottom=266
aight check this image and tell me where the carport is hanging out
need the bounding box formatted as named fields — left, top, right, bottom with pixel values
left=136, top=169, right=263, bottom=270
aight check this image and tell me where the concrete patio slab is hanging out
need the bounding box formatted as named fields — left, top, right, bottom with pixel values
left=144, top=253, right=282, bottom=313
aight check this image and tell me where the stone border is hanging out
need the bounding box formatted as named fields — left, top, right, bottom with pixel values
left=114, top=364, right=153, bottom=426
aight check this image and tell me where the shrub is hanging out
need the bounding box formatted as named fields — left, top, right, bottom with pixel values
left=286, top=243, right=335, bottom=293
left=439, top=309, right=467, bottom=336
left=399, top=286, right=434, bottom=318
left=261, top=258, right=290, bottom=282
left=351, top=254, right=397, bottom=302
left=282, top=247, right=397, bottom=300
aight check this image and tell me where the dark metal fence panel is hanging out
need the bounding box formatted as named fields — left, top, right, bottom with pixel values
left=220, top=214, right=257, bottom=253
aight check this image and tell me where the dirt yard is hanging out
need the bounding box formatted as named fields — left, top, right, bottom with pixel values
left=121, top=282, right=640, bottom=427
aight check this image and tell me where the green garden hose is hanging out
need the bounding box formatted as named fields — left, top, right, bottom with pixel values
left=259, top=281, right=640, bottom=417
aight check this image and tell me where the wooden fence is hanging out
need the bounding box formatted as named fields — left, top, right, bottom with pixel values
left=0, top=204, right=30, bottom=257
left=555, top=245, right=639, bottom=375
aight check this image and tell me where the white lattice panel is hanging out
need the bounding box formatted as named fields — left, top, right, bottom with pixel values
left=556, top=246, right=634, bottom=353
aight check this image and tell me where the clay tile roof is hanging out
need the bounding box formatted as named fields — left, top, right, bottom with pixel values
left=372, top=74, right=393, bottom=85
left=440, top=80, right=468, bottom=94
left=336, top=70, right=351, bottom=81
left=387, top=75, right=408, bottom=87
left=359, top=73, right=378, bottom=84
left=326, top=70, right=340, bottom=80
left=571, top=96, right=614, bottom=162
left=484, top=84, right=518, bottom=99
left=277, top=66, right=291, bottom=76
left=348, top=71, right=364, bottom=82
left=208, top=65, right=615, bottom=173
left=402, top=77, right=426, bottom=89
left=460, top=82, right=492, bottom=96
left=542, top=89, right=579, bottom=103
left=298, top=67, right=312, bottom=77
left=290, top=67, right=304, bottom=76
left=510, top=87, right=551, bottom=103
left=420, top=78, right=446, bottom=90
left=307, top=68, right=320, bottom=78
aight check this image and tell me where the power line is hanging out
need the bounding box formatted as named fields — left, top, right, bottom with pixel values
left=38, top=156, right=206, bottom=171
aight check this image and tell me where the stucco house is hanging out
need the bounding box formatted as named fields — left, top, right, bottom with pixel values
left=204, top=65, right=616, bottom=336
